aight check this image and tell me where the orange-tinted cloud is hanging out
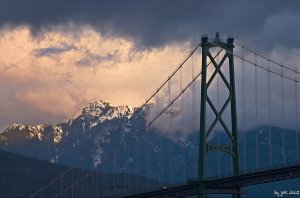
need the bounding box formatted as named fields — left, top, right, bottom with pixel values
left=0, top=26, right=197, bottom=131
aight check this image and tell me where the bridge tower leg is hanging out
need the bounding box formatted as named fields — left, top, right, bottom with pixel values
left=199, top=32, right=240, bottom=198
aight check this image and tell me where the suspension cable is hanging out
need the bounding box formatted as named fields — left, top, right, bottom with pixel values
left=129, top=42, right=202, bottom=124
left=53, top=63, right=206, bottom=196
left=234, top=41, right=300, bottom=75
left=209, top=41, right=300, bottom=84
left=209, top=40, right=300, bottom=170
left=56, top=49, right=223, bottom=197
left=34, top=48, right=222, bottom=198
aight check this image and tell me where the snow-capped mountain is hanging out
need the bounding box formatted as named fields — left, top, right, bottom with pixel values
left=78, top=100, right=135, bottom=131
left=0, top=100, right=193, bottom=183
left=0, top=100, right=136, bottom=163
left=0, top=99, right=299, bottom=185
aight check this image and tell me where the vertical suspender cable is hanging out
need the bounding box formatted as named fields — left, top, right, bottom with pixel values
left=149, top=106, right=152, bottom=191
left=86, top=174, right=88, bottom=197
left=75, top=172, right=77, bottom=198
left=81, top=175, right=84, bottom=197
left=296, top=70, right=299, bottom=162
left=255, top=53, right=259, bottom=169
left=268, top=63, right=272, bottom=168
left=83, top=174, right=85, bottom=198
left=81, top=173, right=85, bottom=197
left=146, top=113, right=149, bottom=191
left=157, top=91, right=163, bottom=185
left=85, top=173, right=89, bottom=197
left=180, top=66, right=185, bottom=182
left=102, top=162, right=106, bottom=197
left=124, top=141, right=127, bottom=195
left=111, top=131, right=114, bottom=196
left=81, top=172, right=84, bottom=197
left=113, top=157, right=116, bottom=196
left=168, top=79, right=173, bottom=184
left=183, top=85, right=186, bottom=183
left=106, top=165, right=109, bottom=197
left=242, top=47, right=246, bottom=172
left=160, top=98, right=163, bottom=187
left=136, top=125, right=139, bottom=194
left=86, top=173, right=88, bottom=197
left=281, top=65, right=285, bottom=165
left=50, top=179, right=53, bottom=197
left=92, top=171, right=95, bottom=198
left=61, top=175, right=63, bottom=198
left=101, top=162, right=104, bottom=196
left=191, top=53, right=195, bottom=179
left=138, top=133, right=141, bottom=193
left=71, top=169, right=74, bottom=198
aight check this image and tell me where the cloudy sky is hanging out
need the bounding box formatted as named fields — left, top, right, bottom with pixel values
left=0, top=0, right=299, bottom=131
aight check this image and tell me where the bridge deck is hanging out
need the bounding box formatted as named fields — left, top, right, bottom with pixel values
left=124, top=164, right=300, bottom=198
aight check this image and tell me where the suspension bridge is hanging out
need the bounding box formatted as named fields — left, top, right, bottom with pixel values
left=29, top=32, right=300, bottom=198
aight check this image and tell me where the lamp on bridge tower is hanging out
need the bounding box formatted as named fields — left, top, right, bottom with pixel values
left=199, top=32, right=240, bottom=198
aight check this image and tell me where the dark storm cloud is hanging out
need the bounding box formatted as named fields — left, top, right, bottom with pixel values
left=1, top=0, right=300, bottom=50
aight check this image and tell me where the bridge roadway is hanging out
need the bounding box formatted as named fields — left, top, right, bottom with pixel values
left=124, top=164, right=300, bottom=198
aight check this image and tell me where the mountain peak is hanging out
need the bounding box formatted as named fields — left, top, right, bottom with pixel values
left=79, top=100, right=135, bottom=128
left=9, top=123, right=27, bottom=131
left=81, top=100, right=111, bottom=117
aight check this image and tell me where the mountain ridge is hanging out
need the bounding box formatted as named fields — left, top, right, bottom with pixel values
left=1, top=99, right=300, bottom=186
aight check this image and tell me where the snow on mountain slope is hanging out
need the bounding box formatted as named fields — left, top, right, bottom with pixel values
left=1, top=99, right=296, bottom=184
left=0, top=100, right=135, bottom=144
left=0, top=99, right=193, bottom=183
left=78, top=100, right=135, bottom=131
left=0, top=100, right=137, bottom=166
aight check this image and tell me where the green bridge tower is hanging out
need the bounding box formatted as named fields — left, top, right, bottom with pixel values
left=199, top=32, right=240, bottom=198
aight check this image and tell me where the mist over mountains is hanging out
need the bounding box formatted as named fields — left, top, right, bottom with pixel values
left=0, top=99, right=300, bottom=197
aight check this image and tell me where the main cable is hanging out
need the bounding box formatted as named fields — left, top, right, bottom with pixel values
left=209, top=41, right=300, bottom=84
left=30, top=40, right=203, bottom=198
left=53, top=49, right=223, bottom=197
left=234, top=41, right=300, bottom=75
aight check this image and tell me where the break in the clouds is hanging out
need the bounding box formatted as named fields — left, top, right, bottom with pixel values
left=34, top=43, right=77, bottom=57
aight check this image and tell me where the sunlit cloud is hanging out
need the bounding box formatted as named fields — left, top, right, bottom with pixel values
left=0, top=26, right=194, bottom=131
